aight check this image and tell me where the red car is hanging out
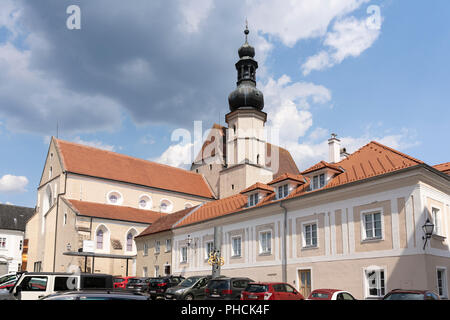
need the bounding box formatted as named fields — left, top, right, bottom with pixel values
left=113, top=276, right=135, bottom=289
left=241, top=282, right=305, bottom=300
left=307, top=289, right=356, bottom=300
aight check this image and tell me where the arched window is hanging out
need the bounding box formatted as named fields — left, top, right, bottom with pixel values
left=139, top=195, right=152, bottom=210
left=127, top=233, right=133, bottom=251
left=97, top=229, right=104, bottom=250
left=42, top=185, right=53, bottom=214
left=160, top=199, right=173, bottom=213
left=107, top=191, right=123, bottom=205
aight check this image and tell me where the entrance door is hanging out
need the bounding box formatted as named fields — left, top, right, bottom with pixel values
left=298, top=269, right=311, bottom=298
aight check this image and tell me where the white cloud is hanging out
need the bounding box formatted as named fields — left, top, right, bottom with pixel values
left=302, top=14, right=382, bottom=75
left=178, top=0, right=215, bottom=33
left=72, top=137, right=116, bottom=152
left=154, top=142, right=193, bottom=169
left=247, top=0, right=370, bottom=47
left=0, top=174, right=29, bottom=193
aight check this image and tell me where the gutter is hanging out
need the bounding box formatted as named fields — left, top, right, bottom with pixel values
left=279, top=201, right=288, bottom=283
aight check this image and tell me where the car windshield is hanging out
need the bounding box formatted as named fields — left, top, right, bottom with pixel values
left=150, top=278, right=165, bottom=283
left=208, top=280, right=229, bottom=290
left=310, top=292, right=329, bottom=299
left=128, top=278, right=143, bottom=284
left=384, top=293, right=424, bottom=300
left=114, top=278, right=124, bottom=283
left=179, top=277, right=202, bottom=288
left=245, top=284, right=268, bottom=293
left=0, top=275, right=15, bottom=284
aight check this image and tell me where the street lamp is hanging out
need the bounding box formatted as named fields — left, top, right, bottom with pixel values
left=422, top=218, right=434, bottom=250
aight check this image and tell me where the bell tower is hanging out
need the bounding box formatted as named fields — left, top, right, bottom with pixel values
left=219, top=24, right=273, bottom=198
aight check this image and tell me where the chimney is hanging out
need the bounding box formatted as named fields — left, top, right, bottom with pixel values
left=328, top=133, right=341, bottom=163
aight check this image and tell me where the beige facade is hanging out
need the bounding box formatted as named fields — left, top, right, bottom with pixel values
left=25, top=138, right=213, bottom=275
left=135, top=231, right=173, bottom=277
left=165, top=167, right=450, bottom=299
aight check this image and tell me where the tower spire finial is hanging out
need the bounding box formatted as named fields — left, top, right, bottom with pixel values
left=244, top=19, right=249, bottom=43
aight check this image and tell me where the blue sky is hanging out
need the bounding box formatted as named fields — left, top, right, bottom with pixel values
left=0, top=0, right=449, bottom=208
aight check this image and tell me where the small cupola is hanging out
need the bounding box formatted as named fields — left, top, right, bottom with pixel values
left=240, top=182, right=274, bottom=207
left=267, top=173, right=306, bottom=200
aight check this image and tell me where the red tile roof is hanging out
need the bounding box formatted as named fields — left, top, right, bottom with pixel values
left=240, top=183, right=274, bottom=194
left=54, top=138, right=214, bottom=199
left=433, top=162, right=450, bottom=175
left=136, top=206, right=196, bottom=238
left=65, top=199, right=166, bottom=224
left=301, top=161, right=344, bottom=175
left=323, top=141, right=423, bottom=189
left=267, top=173, right=306, bottom=185
left=172, top=141, right=427, bottom=229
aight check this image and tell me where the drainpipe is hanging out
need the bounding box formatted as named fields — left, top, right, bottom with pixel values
left=53, top=173, right=68, bottom=272
left=279, top=201, right=288, bottom=283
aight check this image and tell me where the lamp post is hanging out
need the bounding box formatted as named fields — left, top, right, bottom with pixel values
left=422, top=218, right=434, bottom=250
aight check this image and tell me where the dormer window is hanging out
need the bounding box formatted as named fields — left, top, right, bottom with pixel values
left=248, top=193, right=259, bottom=207
left=277, top=184, right=289, bottom=199
left=312, top=174, right=325, bottom=190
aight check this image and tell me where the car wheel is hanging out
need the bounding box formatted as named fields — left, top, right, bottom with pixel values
left=184, top=294, right=194, bottom=300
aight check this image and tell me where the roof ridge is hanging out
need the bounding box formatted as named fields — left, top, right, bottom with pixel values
left=369, top=141, right=424, bottom=164
left=55, top=138, right=205, bottom=178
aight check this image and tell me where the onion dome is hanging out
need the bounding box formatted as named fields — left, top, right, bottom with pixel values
left=228, top=24, right=264, bottom=112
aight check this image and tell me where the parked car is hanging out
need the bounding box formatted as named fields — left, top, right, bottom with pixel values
left=205, top=276, right=254, bottom=300
left=113, top=276, right=135, bottom=289
left=383, top=289, right=441, bottom=300
left=241, top=282, right=305, bottom=300
left=125, top=277, right=151, bottom=293
left=165, top=275, right=211, bottom=300
left=0, top=272, right=22, bottom=290
left=307, top=289, right=357, bottom=300
left=148, top=276, right=185, bottom=300
left=40, top=290, right=151, bottom=300
left=9, top=272, right=114, bottom=300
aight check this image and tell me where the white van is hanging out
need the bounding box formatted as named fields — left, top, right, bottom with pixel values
left=9, top=272, right=114, bottom=300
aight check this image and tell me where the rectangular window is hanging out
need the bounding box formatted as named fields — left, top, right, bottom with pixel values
left=259, top=231, right=272, bottom=254
left=313, top=176, right=319, bottom=190
left=155, top=241, right=160, bottom=254
left=21, top=276, right=48, bottom=292
left=33, top=262, right=42, bottom=272
left=364, top=212, right=382, bottom=240
left=143, top=267, right=148, bottom=277
left=154, top=265, right=160, bottom=277
left=166, top=239, right=172, bottom=252
left=181, top=247, right=188, bottom=263
left=54, top=277, right=78, bottom=291
left=319, top=174, right=325, bottom=188
left=365, top=269, right=385, bottom=298
left=0, top=237, right=6, bottom=249
left=248, top=193, right=259, bottom=207
left=303, top=223, right=318, bottom=247
left=432, top=207, right=442, bottom=236
left=437, top=268, right=448, bottom=298
left=277, top=184, right=289, bottom=199
left=205, top=241, right=214, bottom=259
left=19, top=240, right=23, bottom=251
left=143, top=243, right=148, bottom=256
left=232, top=236, right=242, bottom=257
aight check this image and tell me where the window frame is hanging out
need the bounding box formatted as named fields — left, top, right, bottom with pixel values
left=0, top=237, right=6, bottom=249
left=432, top=207, right=443, bottom=237
left=248, top=193, right=259, bottom=207
left=361, top=208, right=384, bottom=242
left=231, top=236, right=242, bottom=257
left=180, top=246, right=188, bottom=264
left=165, top=239, right=172, bottom=252
left=259, top=230, right=272, bottom=255
left=302, top=221, right=318, bottom=248
left=436, top=267, right=448, bottom=299
left=155, top=240, right=161, bottom=254
left=277, top=184, right=289, bottom=200
left=143, top=242, right=149, bottom=256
